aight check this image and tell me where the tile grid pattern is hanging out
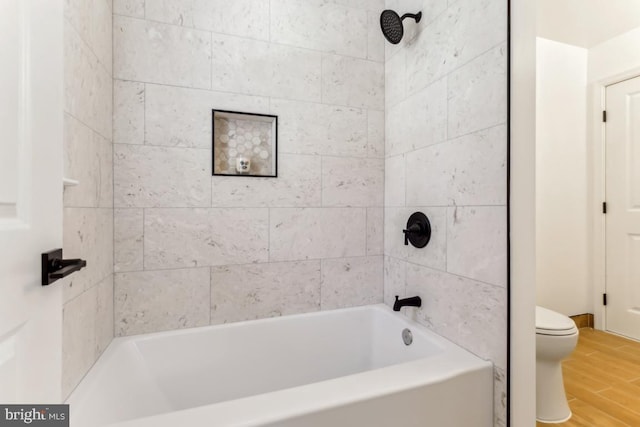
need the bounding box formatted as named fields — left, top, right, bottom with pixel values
left=383, top=0, right=508, bottom=425
left=62, top=0, right=114, bottom=398
left=112, top=0, right=386, bottom=336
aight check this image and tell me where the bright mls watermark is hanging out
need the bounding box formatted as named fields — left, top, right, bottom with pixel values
left=0, top=405, right=68, bottom=426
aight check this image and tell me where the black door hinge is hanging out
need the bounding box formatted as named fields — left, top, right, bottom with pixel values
left=603, top=202, right=607, bottom=214
left=603, top=293, right=608, bottom=306
left=603, top=111, right=607, bottom=122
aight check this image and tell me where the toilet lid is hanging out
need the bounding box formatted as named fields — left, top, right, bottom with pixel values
left=536, top=306, right=578, bottom=336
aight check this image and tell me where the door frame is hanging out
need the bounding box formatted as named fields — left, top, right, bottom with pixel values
left=589, top=69, right=640, bottom=332
left=509, top=0, right=537, bottom=425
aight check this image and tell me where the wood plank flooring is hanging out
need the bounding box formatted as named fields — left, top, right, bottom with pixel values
left=536, top=329, right=640, bottom=426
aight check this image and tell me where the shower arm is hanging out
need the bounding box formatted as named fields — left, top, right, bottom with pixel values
left=399, top=12, right=422, bottom=23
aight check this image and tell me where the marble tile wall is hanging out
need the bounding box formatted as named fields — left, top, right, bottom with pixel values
left=62, top=0, right=114, bottom=398
left=383, top=0, right=508, bottom=425
left=113, top=0, right=386, bottom=336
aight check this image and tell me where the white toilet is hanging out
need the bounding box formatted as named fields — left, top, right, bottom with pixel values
left=536, top=306, right=579, bottom=423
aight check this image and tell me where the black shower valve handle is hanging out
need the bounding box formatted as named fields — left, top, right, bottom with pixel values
left=403, top=212, right=432, bottom=248
left=403, top=223, right=423, bottom=246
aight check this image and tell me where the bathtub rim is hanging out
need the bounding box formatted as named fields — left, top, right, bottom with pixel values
left=72, top=303, right=474, bottom=353
left=66, top=304, right=494, bottom=427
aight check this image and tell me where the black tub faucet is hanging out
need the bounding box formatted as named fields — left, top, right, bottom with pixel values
left=393, top=295, right=422, bottom=312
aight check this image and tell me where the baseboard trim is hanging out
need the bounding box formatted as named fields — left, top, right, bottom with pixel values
left=570, top=313, right=594, bottom=328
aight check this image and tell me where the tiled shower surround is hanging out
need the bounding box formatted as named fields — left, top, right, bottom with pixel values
left=384, top=0, right=508, bottom=425
left=59, top=0, right=508, bottom=423
left=62, top=0, right=114, bottom=398
left=112, top=0, right=386, bottom=335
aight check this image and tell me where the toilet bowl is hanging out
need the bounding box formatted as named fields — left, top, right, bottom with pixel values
left=536, top=306, right=579, bottom=423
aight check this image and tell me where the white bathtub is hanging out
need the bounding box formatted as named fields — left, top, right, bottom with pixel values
left=67, top=304, right=493, bottom=427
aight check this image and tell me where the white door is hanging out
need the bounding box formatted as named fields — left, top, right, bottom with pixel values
left=605, top=75, right=640, bottom=341
left=0, top=0, right=64, bottom=402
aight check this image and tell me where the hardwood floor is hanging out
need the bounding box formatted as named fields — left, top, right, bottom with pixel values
left=536, top=329, right=640, bottom=426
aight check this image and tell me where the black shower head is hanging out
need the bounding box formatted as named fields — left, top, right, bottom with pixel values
left=380, top=9, right=422, bottom=44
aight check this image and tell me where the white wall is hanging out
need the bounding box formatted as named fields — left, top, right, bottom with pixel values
left=586, top=26, right=640, bottom=328
left=537, top=26, right=640, bottom=318
left=535, top=38, right=590, bottom=316
left=537, top=0, right=640, bottom=49
left=589, top=27, right=640, bottom=83
left=511, top=0, right=537, bottom=423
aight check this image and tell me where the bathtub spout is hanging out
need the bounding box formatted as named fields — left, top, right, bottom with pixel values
left=393, top=295, right=422, bottom=311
